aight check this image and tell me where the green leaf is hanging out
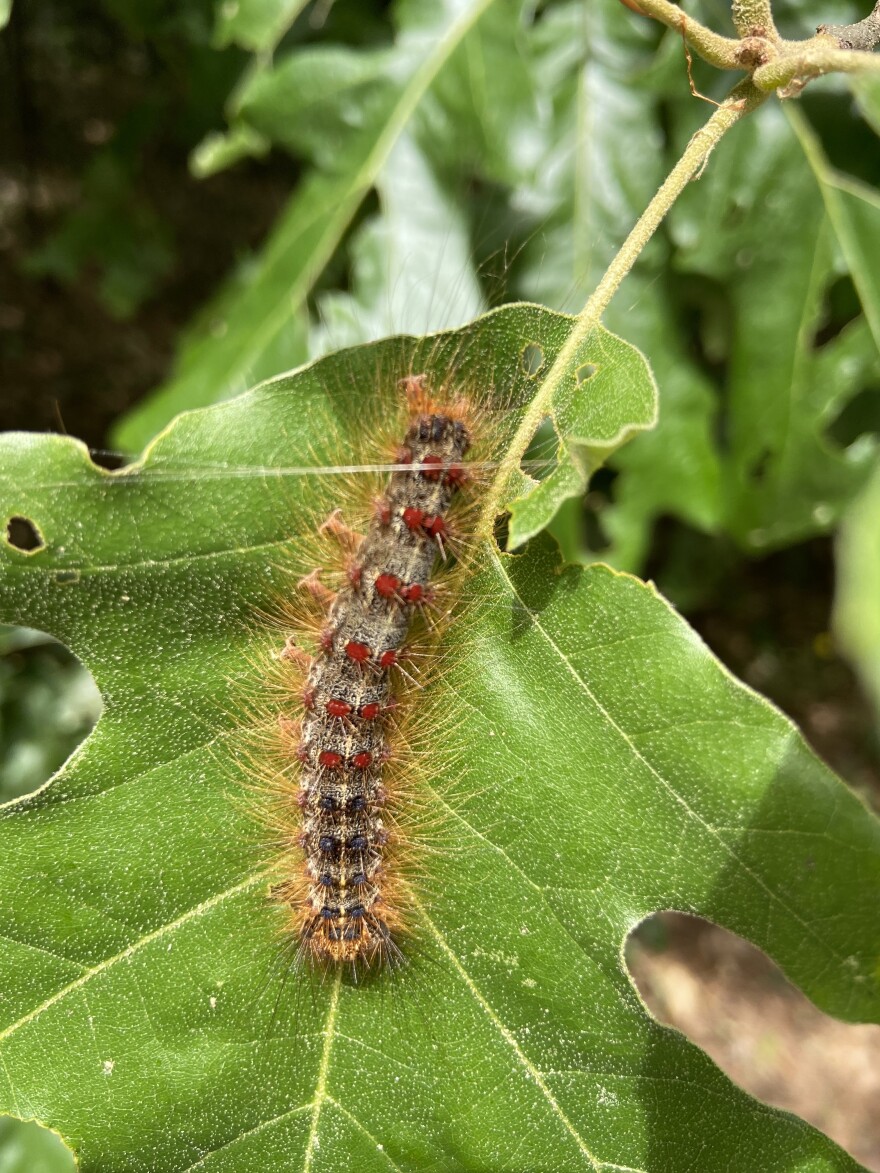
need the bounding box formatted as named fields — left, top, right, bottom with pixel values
left=0, top=1117, right=74, bottom=1173
left=835, top=459, right=880, bottom=722
left=1, top=306, right=877, bottom=1171
left=113, top=0, right=507, bottom=453
left=511, top=2, right=721, bottom=568
left=852, top=75, right=880, bottom=138
left=670, top=102, right=880, bottom=551
left=234, top=46, right=396, bottom=169
left=790, top=107, right=880, bottom=356
left=505, top=324, right=659, bottom=549
left=311, top=132, right=486, bottom=352
left=190, top=123, right=271, bottom=178
left=213, top=0, right=309, bottom=52
left=418, top=0, right=538, bottom=187
left=0, top=0, right=10, bottom=31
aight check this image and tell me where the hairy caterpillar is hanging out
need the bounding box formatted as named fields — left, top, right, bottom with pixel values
left=260, top=373, right=484, bottom=973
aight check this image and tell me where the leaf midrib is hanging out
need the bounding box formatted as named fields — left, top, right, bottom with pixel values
left=0, top=871, right=271, bottom=1045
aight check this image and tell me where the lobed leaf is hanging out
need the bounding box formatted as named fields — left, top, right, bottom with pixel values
left=212, top=0, right=309, bottom=52
left=114, top=0, right=510, bottom=454
left=669, top=101, right=880, bottom=551
left=1, top=305, right=876, bottom=1171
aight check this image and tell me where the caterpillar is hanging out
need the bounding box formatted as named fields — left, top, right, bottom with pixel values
left=267, top=374, right=478, bottom=972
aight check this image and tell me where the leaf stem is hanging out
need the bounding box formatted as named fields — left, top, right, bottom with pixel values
left=731, top=0, right=778, bottom=37
left=754, top=39, right=880, bottom=90
left=627, top=0, right=742, bottom=67
left=481, top=80, right=766, bottom=536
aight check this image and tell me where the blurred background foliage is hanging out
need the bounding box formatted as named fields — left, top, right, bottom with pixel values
left=1, top=0, right=880, bottom=1165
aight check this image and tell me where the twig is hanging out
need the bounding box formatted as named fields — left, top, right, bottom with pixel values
left=480, top=81, right=767, bottom=534
left=623, top=0, right=742, bottom=69
left=753, top=42, right=880, bottom=91
left=731, top=0, right=778, bottom=38
left=818, top=1, right=880, bottom=51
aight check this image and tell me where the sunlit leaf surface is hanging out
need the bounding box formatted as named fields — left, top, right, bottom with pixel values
left=1, top=305, right=876, bottom=1172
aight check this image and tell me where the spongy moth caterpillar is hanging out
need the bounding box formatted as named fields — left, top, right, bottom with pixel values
left=268, top=374, right=478, bottom=971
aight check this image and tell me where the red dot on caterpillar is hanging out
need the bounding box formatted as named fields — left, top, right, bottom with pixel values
left=378, top=648, right=398, bottom=668
left=359, top=701, right=381, bottom=720
left=345, top=640, right=371, bottom=663
left=351, top=751, right=373, bottom=770
left=375, top=572, right=401, bottom=599
left=402, top=506, right=424, bottom=530
left=325, top=698, right=351, bottom=718
left=400, top=582, right=425, bottom=604
left=420, top=453, right=443, bottom=480
left=318, top=750, right=342, bottom=770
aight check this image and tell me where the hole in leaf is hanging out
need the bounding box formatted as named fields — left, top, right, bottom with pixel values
left=520, top=342, right=544, bottom=378
left=583, top=486, right=613, bottom=554
left=521, top=416, right=557, bottom=482
left=575, top=363, right=597, bottom=384
left=626, top=912, right=880, bottom=1167
left=0, top=627, right=102, bottom=802
left=0, top=1117, right=76, bottom=1171
left=812, top=275, right=861, bottom=350
left=544, top=469, right=617, bottom=563
left=826, top=385, right=880, bottom=449
left=493, top=511, right=510, bottom=550
left=88, top=448, right=132, bottom=471
left=5, top=516, right=45, bottom=553
left=748, top=447, right=773, bottom=484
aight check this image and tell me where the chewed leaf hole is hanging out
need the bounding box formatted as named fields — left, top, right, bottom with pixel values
left=88, top=448, right=133, bottom=471
left=812, top=274, right=861, bottom=350
left=576, top=362, right=597, bottom=384
left=520, top=342, right=545, bottom=378
left=626, top=912, right=880, bottom=1167
left=5, top=516, right=45, bottom=553
left=748, top=448, right=772, bottom=484
left=826, top=385, right=880, bottom=449
left=0, top=627, right=102, bottom=801
left=522, top=416, right=557, bottom=482
left=493, top=511, right=511, bottom=551
left=0, top=1118, right=75, bottom=1170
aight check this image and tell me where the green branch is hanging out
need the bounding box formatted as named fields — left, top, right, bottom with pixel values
left=625, top=0, right=880, bottom=93
left=482, top=80, right=766, bottom=534
left=754, top=37, right=880, bottom=91
left=625, top=0, right=742, bottom=68
left=731, top=0, right=778, bottom=37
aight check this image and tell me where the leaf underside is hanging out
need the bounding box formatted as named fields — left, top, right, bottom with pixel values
left=0, top=304, right=877, bottom=1173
